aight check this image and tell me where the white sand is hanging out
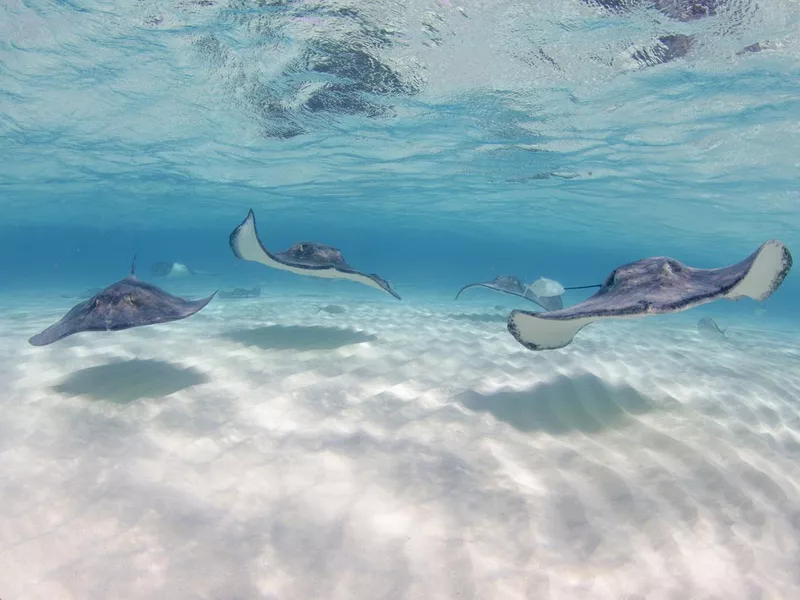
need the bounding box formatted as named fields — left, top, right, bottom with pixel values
left=2, top=293, right=800, bottom=600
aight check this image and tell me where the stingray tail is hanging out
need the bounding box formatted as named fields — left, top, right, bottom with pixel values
left=130, top=254, right=137, bottom=277
left=563, top=284, right=601, bottom=291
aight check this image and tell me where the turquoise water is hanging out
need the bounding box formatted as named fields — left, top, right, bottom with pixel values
left=2, top=0, right=798, bottom=308
left=2, top=1, right=800, bottom=598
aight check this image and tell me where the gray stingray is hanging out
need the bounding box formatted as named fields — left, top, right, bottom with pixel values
left=30, top=256, right=216, bottom=346
left=508, top=240, right=792, bottom=351
left=218, top=287, right=261, bottom=299
left=455, top=275, right=564, bottom=311
left=697, top=316, right=727, bottom=338
left=316, top=304, right=347, bottom=315
left=229, top=209, right=400, bottom=300
left=151, top=261, right=217, bottom=278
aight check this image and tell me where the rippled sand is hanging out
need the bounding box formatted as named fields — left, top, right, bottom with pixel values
left=2, top=295, right=800, bottom=599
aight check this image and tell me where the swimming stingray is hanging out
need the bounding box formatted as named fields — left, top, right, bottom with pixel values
left=455, top=275, right=599, bottom=312
left=229, top=209, right=400, bottom=300
left=29, top=256, right=216, bottom=346
left=507, top=240, right=792, bottom=351
left=697, top=316, right=727, bottom=338
left=455, top=275, right=563, bottom=311
left=218, top=287, right=261, bottom=299
left=150, top=261, right=216, bottom=278
left=316, top=304, right=347, bottom=315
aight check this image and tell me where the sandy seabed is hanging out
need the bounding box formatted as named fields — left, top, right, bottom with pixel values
left=1, top=292, right=800, bottom=600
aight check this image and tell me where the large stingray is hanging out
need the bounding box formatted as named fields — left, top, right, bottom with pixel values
left=229, top=209, right=400, bottom=300
left=29, top=257, right=216, bottom=346
left=455, top=275, right=564, bottom=311
left=507, top=240, right=792, bottom=351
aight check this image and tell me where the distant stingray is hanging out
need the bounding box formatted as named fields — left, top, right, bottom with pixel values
left=455, top=275, right=564, bottom=311
left=229, top=209, right=400, bottom=300
left=30, top=256, right=216, bottom=346
left=316, top=304, right=347, bottom=314
left=508, top=240, right=792, bottom=351
left=218, top=287, right=261, bottom=299
left=151, top=261, right=216, bottom=278
left=697, top=317, right=727, bottom=338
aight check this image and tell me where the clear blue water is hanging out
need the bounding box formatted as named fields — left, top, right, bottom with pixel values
left=1, top=0, right=798, bottom=314
left=2, top=0, right=800, bottom=597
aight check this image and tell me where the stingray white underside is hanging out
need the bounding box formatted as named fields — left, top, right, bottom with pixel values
left=509, top=240, right=790, bottom=351
left=231, top=214, right=387, bottom=294
left=167, top=263, right=191, bottom=278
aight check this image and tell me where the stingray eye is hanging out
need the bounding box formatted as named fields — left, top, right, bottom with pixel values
left=661, top=259, right=682, bottom=277
left=669, top=259, right=683, bottom=272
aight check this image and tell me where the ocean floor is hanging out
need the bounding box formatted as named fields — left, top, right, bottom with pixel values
left=2, top=293, right=800, bottom=599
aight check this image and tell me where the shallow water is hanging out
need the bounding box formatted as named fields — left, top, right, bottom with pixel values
left=2, top=0, right=800, bottom=598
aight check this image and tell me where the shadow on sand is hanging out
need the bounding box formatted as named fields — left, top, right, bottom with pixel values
left=53, top=359, right=209, bottom=403
left=457, top=373, right=661, bottom=435
left=223, top=324, right=377, bottom=352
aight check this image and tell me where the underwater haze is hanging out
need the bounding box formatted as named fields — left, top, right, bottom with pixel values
left=1, top=0, right=800, bottom=598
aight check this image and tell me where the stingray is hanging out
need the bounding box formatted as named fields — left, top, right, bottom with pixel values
left=697, top=316, right=727, bottom=338
left=29, top=256, right=216, bottom=346
left=507, top=240, right=792, bottom=351
left=151, top=261, right=216, bottom=278
left=229, top=209, right=400, bottom=300
left=316, top=304, right=347, bottom=315
left=455, top=275, right=599, bottom=310
left=218, top=287, right=261, bottom=299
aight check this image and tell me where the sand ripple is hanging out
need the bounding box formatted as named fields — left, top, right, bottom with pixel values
left=1, top=298, right=800, bottom=599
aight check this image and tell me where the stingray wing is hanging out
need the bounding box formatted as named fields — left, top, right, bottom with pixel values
left=522, top=289, right=564, bottom=311
left=508, top=240, right=792, bottom=351
left=229, top=209, right=401, bottom=299
left=29, top=298, right=97, bottom=346
left=455, top=282, right=508, bottom=299
left=29, top=280, right=216, bottom=346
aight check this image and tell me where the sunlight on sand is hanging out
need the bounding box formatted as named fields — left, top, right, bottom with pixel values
left=2, top=297, right=800, bottom=599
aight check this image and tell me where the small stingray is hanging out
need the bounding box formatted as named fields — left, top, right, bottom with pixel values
left=455, top=275, right=564, bottom=311
left=697, top=317, right=726, bottom=338
left=526, top=277, right=565, bottom=298
left=229, top=209, right=400, bottom=300
left=316, top=304, right=347, bottom=314
left=508, top=240, right=792, bottom=351
left=151, top=261, right=216, bottom=278
left=218, top=287, right=261, bottom=299
left=30, top=256, right=216, bottom=346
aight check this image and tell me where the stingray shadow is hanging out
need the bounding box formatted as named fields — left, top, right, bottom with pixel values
left=448, top=313, right=508, bottom=324
left=53, top=359, right=209, bottom=404
left=223, top=324, right=377, bottom=352
left=457, top=373, right=660, bottom=435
